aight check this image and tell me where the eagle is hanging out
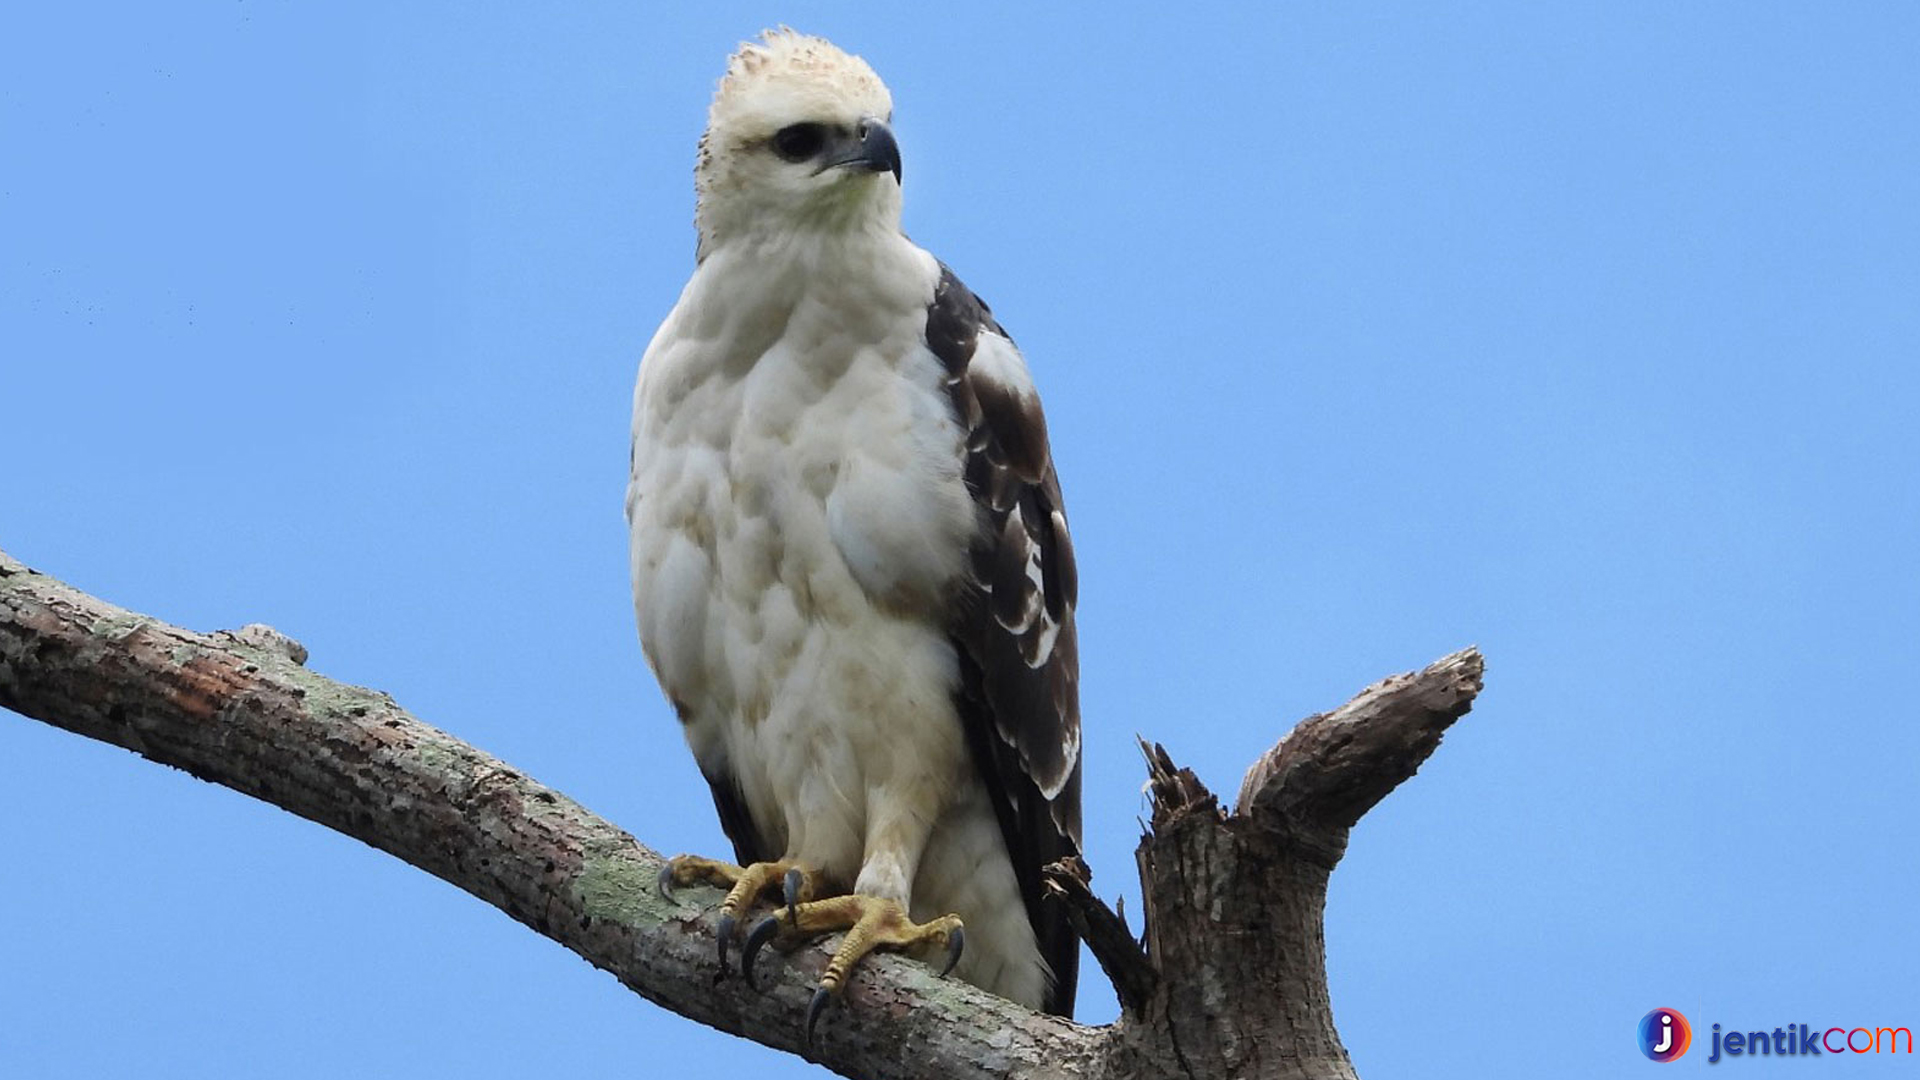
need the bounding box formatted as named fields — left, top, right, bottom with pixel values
left=627, top=29, right=1081, bottom=1033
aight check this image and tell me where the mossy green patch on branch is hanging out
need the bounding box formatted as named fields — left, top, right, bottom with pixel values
left=577, top=845, right=664, bottom=928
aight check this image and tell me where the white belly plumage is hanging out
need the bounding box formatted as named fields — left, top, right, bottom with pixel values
left=627, top=245, right=1047, bottom=1005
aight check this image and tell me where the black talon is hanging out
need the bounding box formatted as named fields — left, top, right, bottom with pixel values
left=717, top=912, right=736, bottom=968
left=782, top=867, right=804, bottom=923
left=656, top=864, right=678, bottom=904
left=742, top=916, right=781, bottom=990
left=940, top=926, right=965, bottom=977
left=805, top=986, right=833, bottom=1046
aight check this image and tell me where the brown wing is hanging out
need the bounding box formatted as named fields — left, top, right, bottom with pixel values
left=925, top=263, right=1082, bottom=1016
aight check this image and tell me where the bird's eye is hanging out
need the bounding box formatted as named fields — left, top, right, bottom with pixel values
left=771, top=123, right=827, bottom=162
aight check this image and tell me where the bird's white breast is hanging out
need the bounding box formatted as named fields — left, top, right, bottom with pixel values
left=627, top=234, right=978, bottom=888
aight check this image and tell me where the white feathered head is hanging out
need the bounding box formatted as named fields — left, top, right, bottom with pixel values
left=694, top=30, right=902, bottom=260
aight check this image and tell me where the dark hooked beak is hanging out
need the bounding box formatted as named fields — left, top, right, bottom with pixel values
left=823, top=117, right=901, bottom=183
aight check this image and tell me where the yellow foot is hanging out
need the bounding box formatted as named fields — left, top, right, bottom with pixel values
left=741, top=894, right=965, bottom=1043
left=656, top=855, right=820, bottom=968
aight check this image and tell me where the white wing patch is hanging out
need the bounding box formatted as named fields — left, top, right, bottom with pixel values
left=969, top=329, right=1039, bottom=412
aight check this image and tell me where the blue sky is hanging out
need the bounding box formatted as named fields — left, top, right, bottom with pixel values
left=4, top=3, right=1917, bottom=1078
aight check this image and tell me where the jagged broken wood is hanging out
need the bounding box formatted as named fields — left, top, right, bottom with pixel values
left=0, top=547, right=1482, bottom=1080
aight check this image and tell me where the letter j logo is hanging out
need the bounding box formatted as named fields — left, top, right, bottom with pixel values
left=1639, top=1008, right=1692, bottom=1062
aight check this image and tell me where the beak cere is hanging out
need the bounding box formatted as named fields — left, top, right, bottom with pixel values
left=826, top=117, right=902, bottom=183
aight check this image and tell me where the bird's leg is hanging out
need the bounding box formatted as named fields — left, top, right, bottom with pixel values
left=657, top=855, right=821, bottom=968
left=742, top=895, right=965, bottom=1043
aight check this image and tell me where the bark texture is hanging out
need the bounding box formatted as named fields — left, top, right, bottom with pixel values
left=0, top=547, right=1482, bottom=1080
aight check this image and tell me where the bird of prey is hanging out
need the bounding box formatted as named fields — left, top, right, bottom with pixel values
left=628, top=30, right=1081, bottom=1032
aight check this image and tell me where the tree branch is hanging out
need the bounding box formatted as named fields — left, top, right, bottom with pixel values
left=1042, top=855, right=1156, bottom=1016
left=1104, top=652, right=1485, bottom=1080
left=0, top=546, right=1484, bottom=1079
left=1237, top=648, right=1485, bottom=840
left=0, top=549, right=1095, bottom=1080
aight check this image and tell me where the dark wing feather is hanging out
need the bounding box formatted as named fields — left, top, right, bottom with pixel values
left=701, top=759, right=775, bottom=869
left=926, top=263, right=1083, bottom=1016
left=670, top=689, right=774, bottom=868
